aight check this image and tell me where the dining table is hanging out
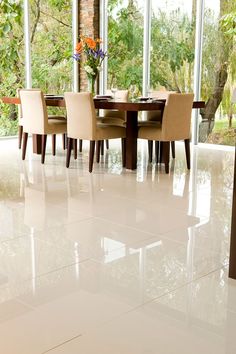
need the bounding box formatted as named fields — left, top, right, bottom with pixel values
left=1, top=96, right=205, bottom=170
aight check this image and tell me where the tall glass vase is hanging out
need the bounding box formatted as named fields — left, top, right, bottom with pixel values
left=88, top=75, right=97, bottom=96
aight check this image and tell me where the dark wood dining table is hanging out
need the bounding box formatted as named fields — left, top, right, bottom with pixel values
left=1, top=96, right=205, bottom=170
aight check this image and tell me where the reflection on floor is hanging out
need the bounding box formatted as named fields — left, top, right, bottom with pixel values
left=0, top=137, right=235, bottom=354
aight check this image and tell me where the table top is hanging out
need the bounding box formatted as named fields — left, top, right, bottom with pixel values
left=1, top=96, right=205, bottom=110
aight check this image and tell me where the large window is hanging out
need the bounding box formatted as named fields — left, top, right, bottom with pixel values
left=30, top=0, right=72, bottom=93
left=150, top=0, right=196, bottom=93
left=0, top=1, right=24, bottom=136
left=107, top=0, right=144, bottom=94
left=199, top=0, right=236, bottom=146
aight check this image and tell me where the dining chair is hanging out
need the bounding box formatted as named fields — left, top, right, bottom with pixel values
left=139, top=90, right=177, bottom=163
left=64, top=92, right=126, bottom=172
left=138, top=93, right=194, bottom=173
left=17, top=88, right=67, bottom=151
left=19, top=89, right=67, bottom=163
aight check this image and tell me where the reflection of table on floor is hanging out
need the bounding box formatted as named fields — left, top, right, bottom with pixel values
left=1, top=97, right=205, bottom=170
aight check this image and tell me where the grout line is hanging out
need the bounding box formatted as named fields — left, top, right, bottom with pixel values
left=41, top=334, right=82, bottom=354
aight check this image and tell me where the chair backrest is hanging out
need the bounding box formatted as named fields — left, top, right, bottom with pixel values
left=152, top=90, right=177, bottom=99
left=19, top=89, right=48, bottom=134
left=147, top=91, right=177, bottom=122
left=103, top=90, right=129, bottom=119
left=161, top=93, right=194, bottom=141
left=64, top=92, right=97, bottom=140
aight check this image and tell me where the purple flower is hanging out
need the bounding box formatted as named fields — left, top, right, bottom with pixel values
left=72, top=53, right=81, bottom=61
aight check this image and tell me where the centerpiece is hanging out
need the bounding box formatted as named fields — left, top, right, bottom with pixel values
left=73, top=36, right=106, bottom=96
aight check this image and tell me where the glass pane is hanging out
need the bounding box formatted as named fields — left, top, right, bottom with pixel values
left=30, top=0, right=72, bottom=94
left=107, top=0, right=144, bottom=96
left=200, top=0, right=236, bottom=146
left=150, top=0, right=196, bottom=93
left=0, top=2, right=24, bottom=136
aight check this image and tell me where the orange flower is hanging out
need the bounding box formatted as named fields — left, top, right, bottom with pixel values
left=75, top=42, right=83, bottom=53
left=84, top=37, right=96, bottom=49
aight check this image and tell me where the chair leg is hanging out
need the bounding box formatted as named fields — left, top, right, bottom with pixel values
left=66, top=138, right=72, bottom=168
left=184, top=139, right=191, bottom=169
left=122, top=138, right=126, bottom=167
left=171, top=141, right=175, bottom=158
left=155, top=141, right=159, bottom=163
left=101, top=140, right=104, bottom=156
left=18, top=125, right=23, bottom=149
left=96, top=140, right=101, bottom=163
left=163, top=141, right=170, bottom=174
left=52, top=134, right=56, bottom=156
left=73, top=139, right=77, bottom=160
left=79, top=139, right=83, bottom=152
left=22, top=132, right=28, bottom=160
left=41, top=135, right=47, bottom=164
left=148, top=140, right=153, bottom=163
left=106, top=140, right=109, bottom=149
left=89, top=141, right=95, bottom=173
left=62, top=134, right=66, bottom=150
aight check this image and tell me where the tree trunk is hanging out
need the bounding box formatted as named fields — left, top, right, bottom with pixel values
left=199, top=0, right=233, bottom=142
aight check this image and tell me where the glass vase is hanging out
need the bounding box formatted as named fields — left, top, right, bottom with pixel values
left=88, top=75, right=97, bottom=96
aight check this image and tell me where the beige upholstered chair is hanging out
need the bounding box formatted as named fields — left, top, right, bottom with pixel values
left=17, top=88, right=66, bottom=150
left=101, top=89, right=129, bottom=126
left=78, top=90, right=128, bottom=154
left=139, top=90, right=177, bottom=162
left=64, top=92, right=126, bottom=172
left=138, top=93, right=194, bottom=173
left=19, top=89, right=67, bottom=163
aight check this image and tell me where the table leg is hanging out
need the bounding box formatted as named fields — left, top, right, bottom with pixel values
left=126, top=111, right=138, bottom=170
left=32, top=134, right=42, bottom=154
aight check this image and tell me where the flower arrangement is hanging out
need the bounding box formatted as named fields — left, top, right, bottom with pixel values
left=73, top=36, right=106, bottom=95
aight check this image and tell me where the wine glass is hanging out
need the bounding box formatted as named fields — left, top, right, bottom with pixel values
left=147, top=85, right=152, bottom=102
left=111, top=80, right=118, bottom=100
left=130, top=84, right=137, bottom=102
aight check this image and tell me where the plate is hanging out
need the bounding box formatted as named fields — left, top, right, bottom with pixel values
left=95, top=95, right=113, bottom=99
left=93, top=97, right=110, bottom=101
left=45, top=95, right=64, bottom=99
left=139, top=97, right=151, bottom=101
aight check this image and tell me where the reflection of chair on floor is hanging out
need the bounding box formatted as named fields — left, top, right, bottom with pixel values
left=138, top=93, right=194, bottom=173
left=19, top=89, right=67, bottom=163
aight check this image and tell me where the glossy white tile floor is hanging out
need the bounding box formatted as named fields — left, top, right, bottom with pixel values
left=0, top=137, right=235, bottom=354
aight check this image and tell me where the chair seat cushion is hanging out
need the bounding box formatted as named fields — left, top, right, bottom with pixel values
left=138, top=125, right=162, bottom=141
left=138, top=120, right=161, bottom=127
left=48, top=115, right=66, bottom=121
left=47, top=119, right=67, bottom=134
left=100, top=117, right=126, bottom=127
left=96, top=123, right=126, bottom=140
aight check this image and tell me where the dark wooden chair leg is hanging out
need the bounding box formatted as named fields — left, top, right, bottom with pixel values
left=184, top=139, right=191, bottom=169
left=96, top=140, right=101, bottom=163
left=52, top=134, right=56, bottom=156
left=22, top=132, right=28, bottom=160
left=66, top=137, right=72, bottom=168
left=73, top=139, right=77, bottom=160
left=79, top=139, right=83, bottom=152
left=89, top=141, right=95, bottom=173
left=163, top=141, right=170, bottom=173
left=122, top=138, right=126, bottom=167
left=18, top=125, right=23, bottom=149
left=148, top=140, right=153, bottom=163
left=171, top=141, right=175, bottom=158
left=101, top=140, right=104, bottom=156
left=155, top=141, right=159, bottom=163
left=62, top=134, right=66, bottom=150
left=106, top=140, right=109, bottom=149
left=41, top=135, right=47, bottom=164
